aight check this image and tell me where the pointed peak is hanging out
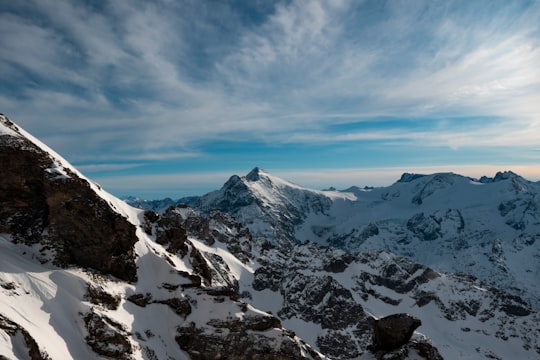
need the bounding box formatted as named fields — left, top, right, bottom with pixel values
left=223, top=174, right=243, bottom=187
left=493, top=170, right=520, bottom=182
left=397, top=173, right=427, bottom=183
left=246, top=167, right=266, bottom=181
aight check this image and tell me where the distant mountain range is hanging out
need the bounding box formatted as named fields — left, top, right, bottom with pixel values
left=2, top=113, right=539, bottom=359
left=129, top=166, right=540, bottom=311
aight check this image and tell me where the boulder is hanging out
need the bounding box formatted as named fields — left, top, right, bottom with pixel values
left=372, top=313, right=421, bottom=350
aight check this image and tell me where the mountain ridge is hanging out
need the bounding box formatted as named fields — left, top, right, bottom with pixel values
left=2, top=114, right=540, bottom=359
left=0, top=114, right=326, bottom=359
left=138, top=166, right=540, bottom=311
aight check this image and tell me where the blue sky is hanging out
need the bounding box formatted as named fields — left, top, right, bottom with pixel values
left=1, top=0, right=539, bottom=198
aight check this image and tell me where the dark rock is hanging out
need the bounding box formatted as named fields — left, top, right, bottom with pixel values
left=204, top=286, right=238, bottom=298
left=190, top=247, right=213, bottom=286
left=155, top=209, right=189, bottom=256
left=176, top=315, right=322, bottom=360
left=397, top=173, right=426, bottom=183
left=372, top=313, right=422, bottom=351
left=142, top=210, right=158, bottom=234
left=498, top=201, right=517, bottom=217
left=83, top=311, right=132, bottom=359
left=253, top=266, right=284, bottom=292
left=317, top=331, right=361, bottom=359
left=0, top=119, right=138, bottom=282
left=155, top=297, right=192, bottom=318
left=85, top=284, right=121, bottom=310
left=407, top=213, right=441, bottom=241
left=177, top=270, right=202, bottom=288
left=409, top=340, right=444, bottom=360
left=279, top=274, right=367, bottom=330
left=369, top=339, right=444, bottom=360
left=127, top=293, right=153, bottom=307
left=356, top=258, right=429, bottom=294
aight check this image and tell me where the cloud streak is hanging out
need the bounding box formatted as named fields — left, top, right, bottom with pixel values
left=1, top=0, right=539, bottom=196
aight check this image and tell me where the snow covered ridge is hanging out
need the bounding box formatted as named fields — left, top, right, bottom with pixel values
left=183, top=166, right=540, bottom=311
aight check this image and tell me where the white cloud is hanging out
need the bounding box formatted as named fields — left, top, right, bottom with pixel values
left=1, top=0, right=539, bottom=163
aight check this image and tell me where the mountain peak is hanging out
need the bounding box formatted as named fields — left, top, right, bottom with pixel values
left=397, top=173, right=427, bottom=183
left=493, top=170, right=520, bottom=182
left=245, top=166, right=266, bottom=181
left=479, top=171, right=527, bottom=186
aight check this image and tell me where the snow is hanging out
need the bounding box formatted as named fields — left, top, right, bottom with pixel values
left=0, top=235, right=98, bottom=359
left=3, top=115, right=540, bottom=359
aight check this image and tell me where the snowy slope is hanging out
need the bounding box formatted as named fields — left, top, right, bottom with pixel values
left=195, top=167, right=355, bottom=247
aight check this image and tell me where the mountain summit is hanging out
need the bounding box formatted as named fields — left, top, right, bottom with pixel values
left=195, top=167, right=353, bottom=247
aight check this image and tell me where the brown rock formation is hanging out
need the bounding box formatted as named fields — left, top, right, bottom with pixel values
left=0, top=115, right=137, bottom=281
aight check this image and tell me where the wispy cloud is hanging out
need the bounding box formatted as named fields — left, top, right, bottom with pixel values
left=76, top=163, right=144, bottom=173
left=1, top=0, right=539, bottom=196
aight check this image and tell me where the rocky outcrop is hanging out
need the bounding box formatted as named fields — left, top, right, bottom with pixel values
left=83, top=311, right=132, bottom=359
left=0, top=115, right=137, bottom=281
left=153, top=208, right=189, bottom=256
left=253, top=244, right=374, bottom=359
left=368, top=339, right=443, bottom=360
left=176, top=313, right=323, bottom=360
left=372, top=314, right=421, bottom=350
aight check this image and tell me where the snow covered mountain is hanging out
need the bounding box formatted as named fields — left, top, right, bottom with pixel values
left=0, top=114, right=324, bottom=359
left=123, top=196, right=180, bottom=213
left=190, top=167, right=540, bottom=311
left=2, top=113, right=539, bottom=360
left=193, top=167, right=355, bottom=248
left=141, top=204, right=540, bottom=359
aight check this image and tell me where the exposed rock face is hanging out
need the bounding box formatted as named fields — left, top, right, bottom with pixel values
left=372, top=314, right=421, bottom=350
left=368, top=313, right=444, bottom=359
left=0, top=115, right=137, bottom=281
left=368, top=339, right=444, bottom=360
left=83, top=311, right=132, bottom=359
left=176, top=313, right=322, bottom=360
left=153, top=208, right=189, bottom=256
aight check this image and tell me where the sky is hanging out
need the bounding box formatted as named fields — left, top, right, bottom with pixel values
left=1, top=0, right=539, bottom=199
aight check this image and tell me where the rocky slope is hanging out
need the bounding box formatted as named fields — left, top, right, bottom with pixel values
left=0, top=114, right=323, bottom=359
left=143, top=205, right=540, bottom=359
